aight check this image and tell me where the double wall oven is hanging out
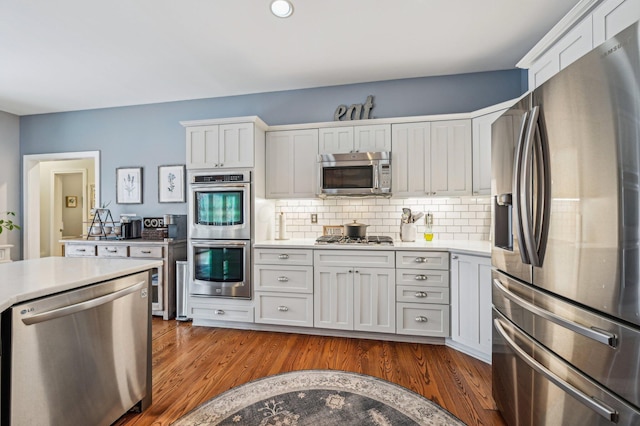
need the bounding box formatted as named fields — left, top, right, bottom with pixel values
left=188, top=170, right=252, bottom=299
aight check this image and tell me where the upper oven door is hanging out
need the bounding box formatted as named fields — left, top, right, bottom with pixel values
left=188, top=181, right=251, bottom=240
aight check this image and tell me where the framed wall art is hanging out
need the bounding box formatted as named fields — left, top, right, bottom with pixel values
left=65, top=195, right=78, bottom=208
left=116, top=167, right=143, bottom=204
left=158, top=164, right=186, bottom=203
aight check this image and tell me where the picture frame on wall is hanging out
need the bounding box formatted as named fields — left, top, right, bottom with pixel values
left=65, top=195, right=78, bottom=208
left=116, top=167, right=143, bottom=204
left=158, top=164, right=186, bottom=203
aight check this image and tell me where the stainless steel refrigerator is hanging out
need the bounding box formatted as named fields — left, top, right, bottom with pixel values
left=491, top=22, right=640, bottom=425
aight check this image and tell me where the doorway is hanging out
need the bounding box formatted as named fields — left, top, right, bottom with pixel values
left=50, top=170, right=88, bottom=256
left=23, top=151, right=100, bottom=259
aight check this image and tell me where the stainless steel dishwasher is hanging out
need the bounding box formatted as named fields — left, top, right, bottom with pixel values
left=3, top=271, right=152, bottom=426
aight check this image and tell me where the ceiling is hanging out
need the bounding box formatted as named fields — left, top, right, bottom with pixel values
left=0, top=0, right=581, bottom=116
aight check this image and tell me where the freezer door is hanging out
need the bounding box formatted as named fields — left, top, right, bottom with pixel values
left=532, top=22, right=640, bottom=327
left=493, top=308, right=640, bottom=426
left=491, top=94, right=533, bottom=283
left=493, top=269, right=640, bottom=410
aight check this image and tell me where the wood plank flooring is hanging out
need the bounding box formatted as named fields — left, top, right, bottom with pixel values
left=115, top=318, right=506, bottom=425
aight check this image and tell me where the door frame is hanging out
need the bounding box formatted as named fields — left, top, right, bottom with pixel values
left=23, top=151, right=100, bottom=259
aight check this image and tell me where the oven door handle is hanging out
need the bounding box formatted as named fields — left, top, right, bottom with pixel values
left=191, top=183, right=249, bottom=190
left=191, top=241, right=248, bottom=248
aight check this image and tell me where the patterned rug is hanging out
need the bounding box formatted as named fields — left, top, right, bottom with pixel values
left=172, top=369, right=465, bottom=425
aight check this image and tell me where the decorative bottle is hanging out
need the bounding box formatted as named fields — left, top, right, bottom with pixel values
left=424, top=212, right=434, bottom=241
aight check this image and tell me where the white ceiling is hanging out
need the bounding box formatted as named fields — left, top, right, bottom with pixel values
left=0, top=0, right=581, bottom=116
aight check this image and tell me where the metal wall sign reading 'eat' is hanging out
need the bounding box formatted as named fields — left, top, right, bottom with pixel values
left=334, top=95, right=374, bottom=121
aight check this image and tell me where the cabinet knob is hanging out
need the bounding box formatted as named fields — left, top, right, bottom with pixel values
left=414, top=257, right=427, bottom=263
left=415, top=275, right=427, bottom=281
left=277, top=276, right=289, bottom=282
left=219, top=163, right=224, bottom=167
left=278, top=254, right=289, bottom=259
left=415, top=316, right=428, bottom=323
left=277, top=306, right=289, bottom=312
left=214, top=309, right=225, bottom=315
left=414, top=292, right=428, bottom=298
left=348, top=270, right=353, bottom=273
left=354, top=270, right=359, bottom=273
left=451, top=255, right=459, bottom=259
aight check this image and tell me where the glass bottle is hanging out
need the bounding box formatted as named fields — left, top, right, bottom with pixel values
left=424, top=212, right=434, bottom=241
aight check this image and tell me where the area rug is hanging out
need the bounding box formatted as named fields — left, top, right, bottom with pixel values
left=172, top=369, right=465, bottom=425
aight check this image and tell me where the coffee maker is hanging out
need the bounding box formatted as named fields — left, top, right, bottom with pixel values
left=163, top=214, right=186, bottom=240
left=119, top=216, right=142, bottom=239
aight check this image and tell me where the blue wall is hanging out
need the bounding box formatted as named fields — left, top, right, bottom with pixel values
left=20, top=70, right=526, bottom=218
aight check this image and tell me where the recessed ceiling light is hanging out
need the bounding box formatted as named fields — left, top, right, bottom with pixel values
left=270, top=0, right=293, bottom=18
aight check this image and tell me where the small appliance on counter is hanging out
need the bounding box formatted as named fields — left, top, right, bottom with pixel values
left=120, top=215, right=142, bottom=239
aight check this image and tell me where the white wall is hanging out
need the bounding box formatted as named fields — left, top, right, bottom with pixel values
left=0, top=111, right=20, bottom=259
left=274, top=196, right=491, bottom=241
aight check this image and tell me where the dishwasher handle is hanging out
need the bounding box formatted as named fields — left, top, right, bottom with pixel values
left=21, top=280, right=147, bottom=325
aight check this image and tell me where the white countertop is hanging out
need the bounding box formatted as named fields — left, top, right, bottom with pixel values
left=254, top=239, right=491, bottom=256
left=0, top=257, right=163, bottom=312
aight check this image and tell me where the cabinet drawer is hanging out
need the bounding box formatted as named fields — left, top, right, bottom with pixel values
left=255, top=292, right=313, bottom=327
left=97, top=245, right=128, bottom=257
left=130, top=246, right=164, bottom=259
left=314, top=250, right=395, bottom=268
left=254, top=265, right=313, bottom=293
left=395, top=269, right=449, bottom=287
left=396, top=285, right=450, bottom=305
left=396, top=303, right=450, bottom=337
left=189, top=299, right=254, bottom=323
left=396, top=251, right=449, bottom=270
left=254, top=249, right=313, bottom=266
left=65, top=244, right=97, bottom=257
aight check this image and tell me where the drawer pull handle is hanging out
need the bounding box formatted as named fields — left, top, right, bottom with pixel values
left=415, top=292, right=428, bottom=298
left=415, top=257, right=427, bottom=263
left=277, top=306, right=289, bottom=312
left=77, top=249, right=86, bottom=252
left=278, top=254, right=289, bottom=260
left=214, top=309, right=225, bottom=315
left=415, top=275, right=427, bottom=281
left=106, top=248, right=117, bottom=253
left=415, top=316, right=428, bottom=323
left=277, top=276, right=289, bottom=282
left=141, top=250, right=152, bottom=254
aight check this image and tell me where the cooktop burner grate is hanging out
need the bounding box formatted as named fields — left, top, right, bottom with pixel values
left=315, top=235, right=394, bottom=246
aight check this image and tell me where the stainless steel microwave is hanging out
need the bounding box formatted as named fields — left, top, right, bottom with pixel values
left=317, top=152, right=391, bottom=197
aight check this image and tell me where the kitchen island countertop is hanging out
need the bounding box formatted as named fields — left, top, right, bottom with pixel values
left=254, top=239, right=490, bottom=256
left=0, top=256, right=163, bottom=312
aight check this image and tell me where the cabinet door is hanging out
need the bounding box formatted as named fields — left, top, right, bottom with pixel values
left=314, top=267, right=353, bottom=330
left=266, top=129, right=318, bottom=198
left=450, top=254, right=492, bottom=360
left=430, top=120, right=472, bottom=196
left=392, top=122, right=431, bottom=196
left=218, top=123, right=254, bottom=168
left=186, top=125, right=219, bottom=169
left=593, top=0, right=640, bottom=45
left=353, top=267, right=395, bottom=333
left=318, top=127, right=354, bottom=154
left=354, top=124, right=391, bottom=153
left=472, top=110, right=504, bottom=195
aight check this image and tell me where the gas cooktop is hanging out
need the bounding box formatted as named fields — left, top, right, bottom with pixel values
left=315, top=235, right=394, bottom=246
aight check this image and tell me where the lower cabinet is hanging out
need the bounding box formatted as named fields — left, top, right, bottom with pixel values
left=449, top=253, right=492, bottom=362
left=314, top=250, right=396, bottom=333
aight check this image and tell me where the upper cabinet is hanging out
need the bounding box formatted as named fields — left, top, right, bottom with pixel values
left=184, top=119, right=266, bottom=170
left=472, top=109, right=505, bottom=196
left=522, top=0, right=640, bottom=89
left=318, top=124, right=391, bottom=154
left=392, top=119, right=471, bottom=197
left=266, top=129, right=319, bottom=199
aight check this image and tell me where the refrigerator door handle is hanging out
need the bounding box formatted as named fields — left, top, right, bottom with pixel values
left=493, top=278, right=618, bottom=347
left=532, top=106, right=552, bottom=265
left=513, top=110, right=531, bottom=264
left=521, top=106, right=541, bottom=266
left=494, top=317, right=620, bottom=423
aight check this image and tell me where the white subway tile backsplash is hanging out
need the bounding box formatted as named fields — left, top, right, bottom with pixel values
left=274, top=196, right=491, bottom=241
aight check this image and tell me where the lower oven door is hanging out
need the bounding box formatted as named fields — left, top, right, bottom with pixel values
left=189, top=240, right=251, bottom=299
left=492, top=308, right=640, bottom=426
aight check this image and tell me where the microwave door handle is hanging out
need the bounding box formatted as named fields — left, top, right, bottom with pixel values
left=513, top=110, right=531, bottom=265
left=373, top=164, right=380, bottom=190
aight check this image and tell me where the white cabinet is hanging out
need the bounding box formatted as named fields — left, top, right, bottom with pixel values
left=449, top=253, right=492, bottom=363
left=472, top=109, right=505, bottom=196
left=254, top=248, right=314, bottom=327
left=395, top=251, right=450, bottom=337
left=392, top=120, right=471, bottom=197
left=314, top=250, right=395, bottom=333
left=0, top=245, right=13, bottom=263
left=318, top=124, right=391, bottom=154
left=186, top=122, right=255, bottom=169
left=266, top=129, right=319, bottom=199
left=593, top=0, right=640, bottom=45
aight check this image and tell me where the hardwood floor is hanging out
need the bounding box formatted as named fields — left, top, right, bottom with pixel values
left=115, top=318, right=506, bottom=425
